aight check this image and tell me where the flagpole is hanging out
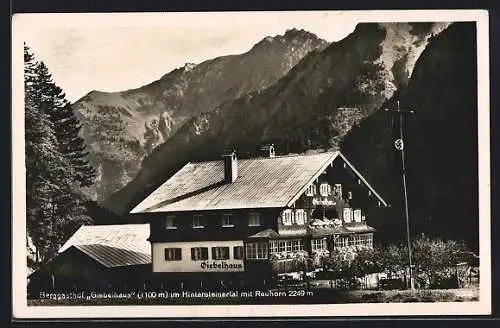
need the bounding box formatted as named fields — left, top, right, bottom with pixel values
left=386, top=101, right=415, bottom=292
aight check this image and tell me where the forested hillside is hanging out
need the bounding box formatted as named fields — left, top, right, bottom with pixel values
left=340, top=22, right=478, bottom=248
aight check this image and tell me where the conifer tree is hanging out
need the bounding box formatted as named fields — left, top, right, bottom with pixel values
left=35, top=61, right=96, bottom=187
left=24, top=44, right=68, bottom=261
left=24, top=44, right=95, bottom=262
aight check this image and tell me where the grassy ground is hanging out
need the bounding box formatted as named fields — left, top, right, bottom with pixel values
left=28, top=286, right=479, bottom=306
left=339, top=288, right=478, bottom=303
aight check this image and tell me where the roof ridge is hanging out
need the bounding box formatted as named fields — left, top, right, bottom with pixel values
left=188, top=151, right=337, bottom=163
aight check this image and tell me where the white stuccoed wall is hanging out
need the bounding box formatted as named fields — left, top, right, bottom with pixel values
left=152, top=240, right=245, bottom=273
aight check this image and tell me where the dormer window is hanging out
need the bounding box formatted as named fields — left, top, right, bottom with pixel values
left=305, top=184, right=316, bottom=196
left=319, top=183, right=331, bottom=197
left=353, top=209, right=362, bottom=222
left=221, top=214, right=234, bottom=227
left=294, top=209, right=306, bottom=225
left=281, top=209, right=293, bottom=226
left=343, top=208, right=353, bottom=223
left=248, top=212, right=260, bottom=226
left=192, top=215, right=205, bottom=228
left=347, top=191, right=353, bottom=200
left=165, top=215, right=177, bottom=230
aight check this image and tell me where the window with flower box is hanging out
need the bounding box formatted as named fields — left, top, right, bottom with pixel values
left=278, top=240, right=293, bottom=252
left=269, top=240, right=279, bottom=254
left=349, top=234, right=373, bottom=248
left=281, top=209, right=293, bottom=226
left=343, top=208, right=353, bottom=223
left=311, top=238, right=327, bottom=251
left=292, top=240, right=304, bottom=252
left=353, top=209, right=362, bottom=222
left=334, top=236, right=349, bottom=249
left=319, top=183, right=331, bottom=197
left=294, top=209, right=306, bottom=225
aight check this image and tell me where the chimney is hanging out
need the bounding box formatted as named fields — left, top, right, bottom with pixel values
left=258, top=144, right=276, bottom=158
left=222, top=150, right=238, bottom=183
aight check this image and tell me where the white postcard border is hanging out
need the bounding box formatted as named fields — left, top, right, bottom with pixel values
left=11, top=9, right=491, bottom=319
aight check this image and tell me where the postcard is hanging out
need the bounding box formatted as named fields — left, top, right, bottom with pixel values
left=12, top=9, right=490, bottom=319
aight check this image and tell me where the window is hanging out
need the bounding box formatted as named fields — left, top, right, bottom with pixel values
left=292, top=240, right=304, bottom=252
left=294, top=209, right=306, bottom=225
left=211, top=247, right=230, bottom=260
left=269, top=240, right=279, bottom=253
left=366, top=234, right=373, bottom=248
left=192, top=215, right=204, bottom=228
left=270, top=240, right=303, bottom=253
left=319, top=183, right=331, bottom=197
left=191, top=247, right=208, bottom=261
left=281, top=209, right=293, bottom=226
left=248, top=212, right=260, bottom=226
left=347, top=191, right=353, bottom=200
left=305, top=184, right=316, bottom=196
left=221, top=214, right=234, bottom=227
left=312, top=239, right=327, bottom=251
left=165, top=215, right=177, bottom=229
left=278, top=240, right=293, bottom=252
left=233, top=246, right=244, bottom=259
left=245, top=242, right=268, bottom=259
left=333, top=184, right=343, bottom=198
left=349, top=234, right=373, bottom=248
left=164, top=248, right=182, bottom=261
left=343, top=208, right=353, bottom=223
left=334, top=236, right=349, bottom=249
left=353, top=209, right=362, bottom=222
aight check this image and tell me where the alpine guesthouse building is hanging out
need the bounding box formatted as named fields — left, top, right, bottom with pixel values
left=131, top=145, right=388, bottom=288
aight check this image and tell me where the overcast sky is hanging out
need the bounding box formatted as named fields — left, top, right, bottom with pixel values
left=15, top=12, right=364, bottom=102
left=14, top=11, right=468, bottom=103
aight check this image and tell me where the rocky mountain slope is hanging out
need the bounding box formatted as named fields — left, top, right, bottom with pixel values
left=73, top=29, right=328, bottom=201
left=104, top=22, right=450, bottom=218
left=340, top=22, right=478, bottom=247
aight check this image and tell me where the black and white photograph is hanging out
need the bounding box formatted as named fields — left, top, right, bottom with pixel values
left=12, top=10, right=490, bottom=318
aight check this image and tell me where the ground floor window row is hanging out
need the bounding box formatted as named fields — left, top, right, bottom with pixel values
left=164, top=234, right=373, bottom=261
left=165, top=246, right=245, bottom=261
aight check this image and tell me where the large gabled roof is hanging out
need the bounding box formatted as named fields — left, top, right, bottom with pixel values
left=130, top=151, right=387, bottom=214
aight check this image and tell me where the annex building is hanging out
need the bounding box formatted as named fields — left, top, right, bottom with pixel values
left=131, top=146, right=388, bottom=288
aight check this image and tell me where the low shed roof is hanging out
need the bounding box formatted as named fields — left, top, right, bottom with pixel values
left=58, top=224, right=151, bottom=268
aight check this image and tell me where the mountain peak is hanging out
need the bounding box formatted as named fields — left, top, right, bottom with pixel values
left=252, top=28, right=325, bottom=51
left=283, top=28, right=317, bottom=39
